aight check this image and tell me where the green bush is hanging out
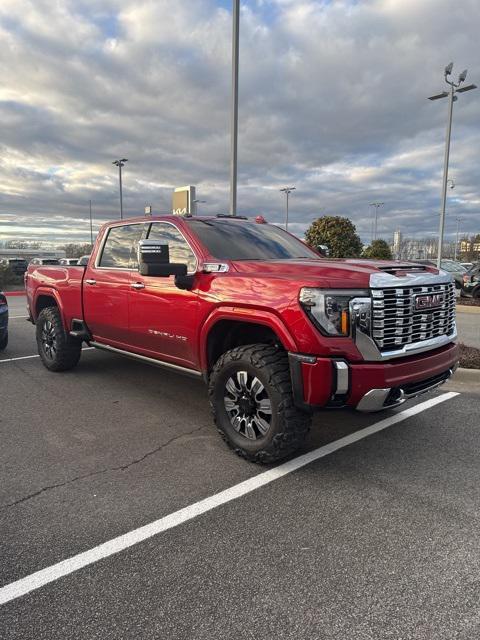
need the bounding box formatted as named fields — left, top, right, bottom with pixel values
left=362, top=239, right=393, bottom=260
left=305, top=216, right=363, bottom=258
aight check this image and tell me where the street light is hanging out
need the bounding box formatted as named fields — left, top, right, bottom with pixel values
left=369, top=202, right=384, bottom=241
left=112, top=159, right=128, bottom=219
left=230, top=0, right=240, bottom=216
left=428, top=63, right=477, bottom=269
left=454, top=216, right=462, bottom=261
left=280, top=187, right=296, bottom=231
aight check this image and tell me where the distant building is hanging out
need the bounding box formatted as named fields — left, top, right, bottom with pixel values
left=392, top=229, right=402, bottom=259
left=0, top=248, right=66, bottom=262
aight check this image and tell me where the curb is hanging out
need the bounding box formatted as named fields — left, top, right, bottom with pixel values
left=4, top=291, right=26, bottom=297
left=452, top=367, right=480, bottom=382
left=456, top=304, right=480, bottom=314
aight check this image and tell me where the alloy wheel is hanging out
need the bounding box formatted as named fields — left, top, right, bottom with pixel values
left=41, top=320, right=57, bottom=359
left=223, top=370, right=272, bottom=440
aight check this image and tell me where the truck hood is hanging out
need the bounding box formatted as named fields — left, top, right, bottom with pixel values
left=229, top=258, right=440, bottom=288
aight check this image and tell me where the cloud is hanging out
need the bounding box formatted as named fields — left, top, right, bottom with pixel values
left=0, top=0, right=479, bottom=248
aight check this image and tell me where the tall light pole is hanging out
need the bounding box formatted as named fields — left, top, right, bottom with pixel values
left=88, top=199, right=94, bottom=247
left=280, top=187, right=296, bottom=231
left=454, top=216, right=462, bottom=261
left=112, top=159, right=128, bottom=219
left=230, top=0, right=240, bottom=216
left=369, top=202, right=384, bottom=241
left=428, top=63, right=476, bottom=269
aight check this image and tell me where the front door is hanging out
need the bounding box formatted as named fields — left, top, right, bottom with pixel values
left=128, top=221, right=200, bottom=369
left=83, top=222, right=146, bottom=347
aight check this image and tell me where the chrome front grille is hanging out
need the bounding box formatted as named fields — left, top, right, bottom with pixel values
left=370, top=282, right=456, bottom=351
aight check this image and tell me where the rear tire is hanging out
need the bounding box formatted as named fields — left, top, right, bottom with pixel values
left=209, top=344, right=311, bottom=463
left=36, top=306, right=82, bottom=371
left=0, top=331, right=7, bottom=351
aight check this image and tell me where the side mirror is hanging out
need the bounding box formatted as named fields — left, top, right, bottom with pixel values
left=138, top=239, right=187, bottom=277
left=317, top=244, right=330, bottom=257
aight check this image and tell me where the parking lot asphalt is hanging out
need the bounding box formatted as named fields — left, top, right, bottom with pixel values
left=1, top=296, right=480, bottom=639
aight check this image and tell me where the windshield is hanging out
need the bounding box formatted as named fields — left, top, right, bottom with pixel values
left=186, top=219, right=319, bottom=261
left=441, top=260, right=466, bottom=273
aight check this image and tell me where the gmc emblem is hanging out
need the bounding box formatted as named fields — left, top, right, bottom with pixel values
left=415, top=293, right=445, bottom=310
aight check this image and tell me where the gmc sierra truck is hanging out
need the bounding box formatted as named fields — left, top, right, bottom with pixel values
left=25, top=214, right=458, bottom=463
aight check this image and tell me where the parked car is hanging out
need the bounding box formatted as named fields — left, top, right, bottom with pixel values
left=0, top=258, right=29, bottom=275
left=416, top=259, right=467, bottom=289
left=25, top=215, right=458, bottom=463
left=59, top=258, right=81, bottom=266
left=461, top=264, right=480, bottom=298
left=29, top=258, right=60, bottom=266
left=0, top=291, right=8, bottom=351
left=76, top=255, right=90, bottom=266
left=461, top=262, right=474, bottom=271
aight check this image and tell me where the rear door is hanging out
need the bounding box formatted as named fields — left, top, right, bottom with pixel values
left=128, top=221, right=200, bottom=368
left=83, top=223, right=147, bottom=347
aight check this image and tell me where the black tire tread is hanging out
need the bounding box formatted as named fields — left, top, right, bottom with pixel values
left=208, top=344, right=311, bottom=464
left=36, top=306, right=82, bottom=372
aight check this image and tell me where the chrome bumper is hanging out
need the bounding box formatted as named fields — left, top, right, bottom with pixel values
left=356, top=365, right=458, bottom=412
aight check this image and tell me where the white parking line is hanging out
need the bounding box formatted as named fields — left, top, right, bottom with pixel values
left=0, top=347, right=95, bottom=364
left=9, top=315, right=29, bottom=319
left=0, top=354, right=39, bottom=363
left=0, top=391, right=459, bottom=606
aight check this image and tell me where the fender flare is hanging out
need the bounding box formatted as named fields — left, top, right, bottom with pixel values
left=199, top=306, right=298, bottom=371
left=32, top=287, right=67, bottom=328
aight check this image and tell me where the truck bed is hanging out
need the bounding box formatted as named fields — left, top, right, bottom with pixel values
left=26, top=265, right=85, bottom=328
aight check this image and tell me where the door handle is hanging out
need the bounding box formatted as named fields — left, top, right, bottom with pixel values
left=85, top=279, right=96, bottom=285
left=131, top=282, right=145, bottom=290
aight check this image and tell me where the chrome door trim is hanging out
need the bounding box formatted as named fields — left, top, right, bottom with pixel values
left=89, top=341, right=202, bottom=378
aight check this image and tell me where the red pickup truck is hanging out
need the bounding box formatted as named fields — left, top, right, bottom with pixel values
left=26, top=214, right=458, bottom=462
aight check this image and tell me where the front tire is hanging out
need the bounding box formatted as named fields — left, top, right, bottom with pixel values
left=36, top=306, right=82, bottom=371
left=209, top=344, right=311, bottom=463
left=0, top=331, right=7, bottom=351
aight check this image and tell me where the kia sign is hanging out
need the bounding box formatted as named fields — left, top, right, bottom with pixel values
left=172, top=185, right=196, bottom=215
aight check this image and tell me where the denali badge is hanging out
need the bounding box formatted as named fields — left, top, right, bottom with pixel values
left=415, top=293, right=445, bottom=310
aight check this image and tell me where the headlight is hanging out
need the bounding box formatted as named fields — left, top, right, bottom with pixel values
left=299, top=288, right=368, bottom=336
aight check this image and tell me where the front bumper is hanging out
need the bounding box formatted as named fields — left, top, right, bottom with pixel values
left=289, top=342, right=459, bottom=413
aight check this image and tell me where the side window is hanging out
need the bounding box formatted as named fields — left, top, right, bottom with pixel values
left=99, top=224, right=145, bottom=269
left=147, top=223, right=197, bottom=272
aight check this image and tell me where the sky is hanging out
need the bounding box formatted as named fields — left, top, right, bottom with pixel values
left=0, top=0, right=479, bottom=248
